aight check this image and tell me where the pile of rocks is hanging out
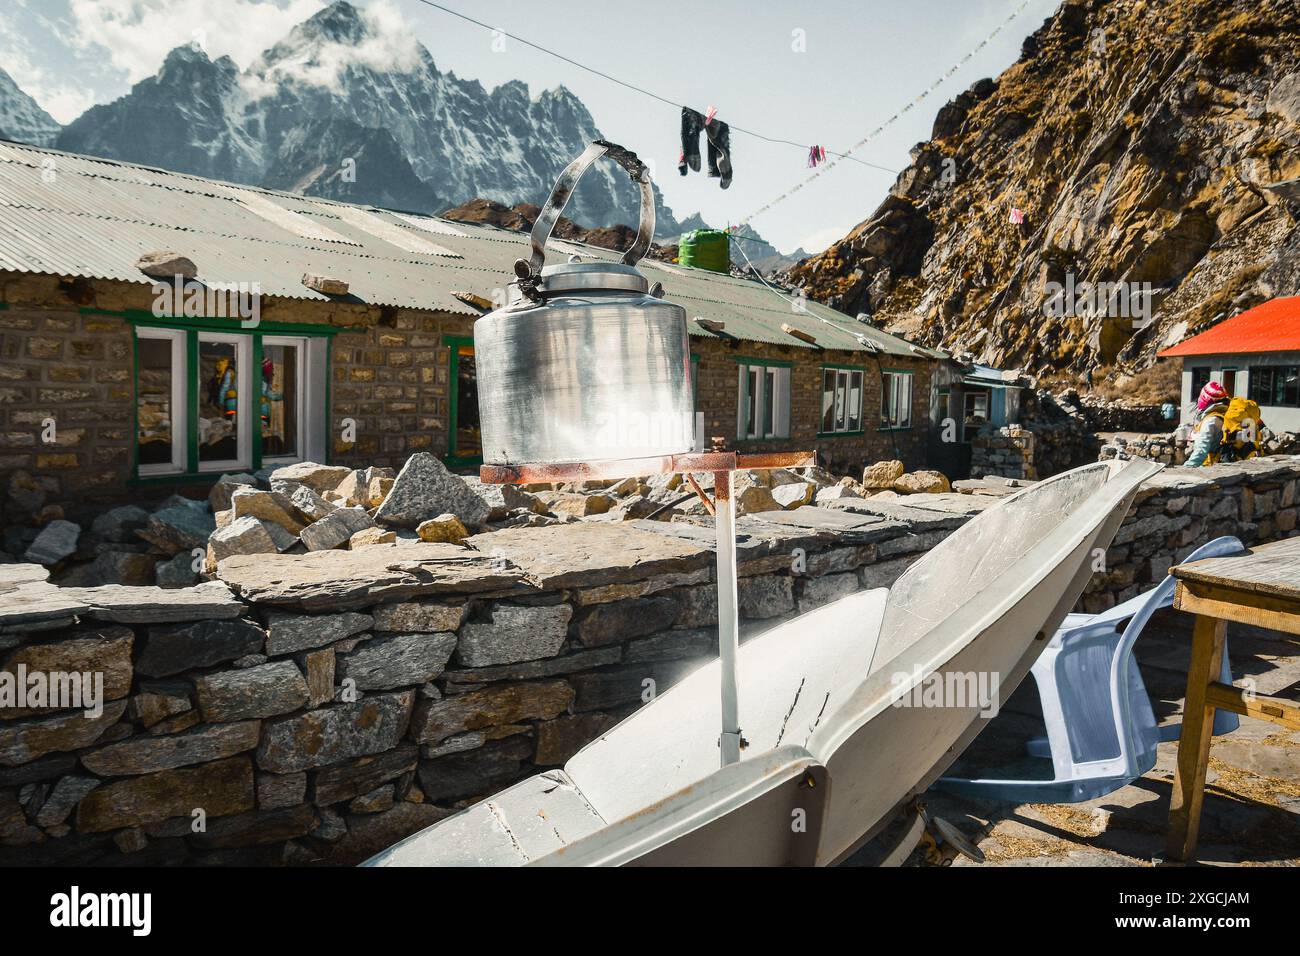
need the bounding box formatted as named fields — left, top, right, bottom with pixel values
left=1099, top=432, right=1186, bottom=465
left=4, top=471, right=217, bottom=590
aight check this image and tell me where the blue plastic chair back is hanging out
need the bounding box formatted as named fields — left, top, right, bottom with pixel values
left=937, top=536, right=1244, bottom=804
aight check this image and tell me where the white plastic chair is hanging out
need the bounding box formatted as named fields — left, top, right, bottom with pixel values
left=937, top=536, right=1244, bottom=804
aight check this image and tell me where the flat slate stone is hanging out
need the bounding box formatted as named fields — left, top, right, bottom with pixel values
left=80, top=720, right=261, bottom=776
left=0, top=700, right=127, bottom=766
left=411, top=680, right=574, bottom=744
left=264, top=610, right=373, bottom=656
left=0, top=625, right=134, bottom=719
left=67, top=581, right=243, bottom=623
left=195, top=661, right=309, bottom=721
left=312, top=744, right=418, bottom=806
left=0, top=573, right=89, bottom=633
left=136, top=618, right=266, bottom=678
left=256, top=691, right=414, bottom=773
left=76, top=755, right=254, bottom=833
left=456, top=604, right=572, bottom=667
left=465, top=522, right=712, bottom=590
left=823, top=498, right=968, bottom=532
left=217, top=543, right=527, bottom=610
left=336, top=632, right=457, bottom=690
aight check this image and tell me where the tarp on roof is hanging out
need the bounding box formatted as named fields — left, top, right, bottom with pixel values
left=0, top=139, right=927, bottom=356
left=1158, top=296, right=1300, bottom=357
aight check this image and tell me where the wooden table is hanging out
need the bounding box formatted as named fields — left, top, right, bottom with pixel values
left=1166, top=536, right=1300, bottom=862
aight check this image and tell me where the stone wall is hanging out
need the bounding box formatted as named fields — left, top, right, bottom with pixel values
left=0, top=279, right=479, bottom=522
left=328, top=313, right=471, bottom=469
left=970, top=424, right=1036, bottom=479
left=4, top=456, right=1297, bottom=865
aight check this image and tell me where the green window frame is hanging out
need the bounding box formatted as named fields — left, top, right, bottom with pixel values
left=121, top=310, right=336, bottom=484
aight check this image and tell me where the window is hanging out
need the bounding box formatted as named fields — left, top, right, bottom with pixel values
left=135, top=326, right=327, bottom=479
left=136, top=328, right=186, bottom=476
left=261, top=338, right=307, bottom=462
left=880, top=370, right=913, bottom=429
left=736, top=362, right=790, bottom=440
left=821, top=367, right=864, bottom=434
left=1249, top=365, right=1300, bottom=407
left=1190, top=366, right=1211, bottom=402
left=198, top=332, right=251, bottom=470
left=963, top=390, right=989, bottom=442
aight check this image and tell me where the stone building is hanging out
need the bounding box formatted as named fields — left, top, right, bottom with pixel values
left=0, top=140, right=938, bottom=522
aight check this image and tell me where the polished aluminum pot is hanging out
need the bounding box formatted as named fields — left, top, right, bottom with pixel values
left=474, top=141, right=694, bottom=466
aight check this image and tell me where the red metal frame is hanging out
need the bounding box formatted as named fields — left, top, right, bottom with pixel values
left=479, top=450, right=816, bottom=485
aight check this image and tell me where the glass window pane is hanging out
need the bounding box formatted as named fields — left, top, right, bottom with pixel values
left=849, top=371, right=862, bottom=431
left=261, top=343, right=299, bottom=458
left=747, top=368, right=759, bottom=437
left=137, top=337, right=174, bottom=467
left=881, top=373, right=892, bottom=425
left=834, top=371, right=846, bottom=431
left=899, top=375, right=911, bottom=428
left=821, top=369, right=835, bottom=432
left=763, top=368, right=776, bottom=437
left=199, top=339, right=240, bottom=464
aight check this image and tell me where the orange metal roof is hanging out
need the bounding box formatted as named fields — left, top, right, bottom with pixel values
left=1159, top=296, right=1300, bottom=357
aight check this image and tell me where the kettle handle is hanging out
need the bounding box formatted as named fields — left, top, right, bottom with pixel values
left=518, top=139, right=656, bottom=284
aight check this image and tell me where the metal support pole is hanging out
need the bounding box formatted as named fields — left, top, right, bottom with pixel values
left=713, top=470, right=743, bottom=766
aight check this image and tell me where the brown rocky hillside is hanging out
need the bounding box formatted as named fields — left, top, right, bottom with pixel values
left=787, top=0, right=1300, bottom=377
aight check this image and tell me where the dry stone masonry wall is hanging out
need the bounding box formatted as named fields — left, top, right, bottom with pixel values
left=2, top=455, right=1298, bottom=864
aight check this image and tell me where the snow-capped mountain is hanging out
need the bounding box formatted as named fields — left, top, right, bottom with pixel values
left=0, top=66, right=61, bottom=147
left=52, top=0, right=683, bottom=233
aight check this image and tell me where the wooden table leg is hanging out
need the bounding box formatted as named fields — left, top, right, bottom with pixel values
left=1165, top=614, right=1227, bottom=862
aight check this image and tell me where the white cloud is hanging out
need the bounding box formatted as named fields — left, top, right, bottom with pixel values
left=0, top=40, right=96, bottom=123
left=64, top=0, right=327, bottom=82
left=253, top=0, right=425, bottom=92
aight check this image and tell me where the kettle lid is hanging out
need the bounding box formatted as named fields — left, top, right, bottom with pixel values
left=536, top=261, right=649, bottom=294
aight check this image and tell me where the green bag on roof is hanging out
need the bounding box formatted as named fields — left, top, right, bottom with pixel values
left=678, top=229, right=730, bottom=273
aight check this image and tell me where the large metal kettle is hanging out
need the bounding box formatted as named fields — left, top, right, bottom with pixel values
left=474, top=140, right=694, bottom=467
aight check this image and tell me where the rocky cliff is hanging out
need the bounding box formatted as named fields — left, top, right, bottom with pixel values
left=788, top=0, right=1300, bottom=376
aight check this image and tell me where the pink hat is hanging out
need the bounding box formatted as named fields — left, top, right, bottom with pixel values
left=1197, top=380, right=1228, bottom=410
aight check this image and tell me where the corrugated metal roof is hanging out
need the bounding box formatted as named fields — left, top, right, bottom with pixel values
left=1158, top=296, right=1300, bottom=357
left=0, top=139, right=926, bottom=356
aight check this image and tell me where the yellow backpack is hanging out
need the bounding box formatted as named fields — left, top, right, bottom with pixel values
left=1217, top=397, right=1263, bottom=462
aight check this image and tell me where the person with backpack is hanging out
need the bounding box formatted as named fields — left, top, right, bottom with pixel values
left=1185, top=380, right=1264, bottom=466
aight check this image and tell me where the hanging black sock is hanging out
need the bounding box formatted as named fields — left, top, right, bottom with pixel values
left=706, top=120, right=732, bottom=189
left=680, top=107, right=704, bottom=175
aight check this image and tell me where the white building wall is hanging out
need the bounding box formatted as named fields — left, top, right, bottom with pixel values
left=1175, top=352, right=1300, bottom=432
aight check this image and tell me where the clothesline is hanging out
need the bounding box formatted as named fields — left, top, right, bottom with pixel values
left=410, top=0, right=900, bottom=176
left=733, top=0, right=1036, bottom=226
left=411, top=0, right=1036, bottom=227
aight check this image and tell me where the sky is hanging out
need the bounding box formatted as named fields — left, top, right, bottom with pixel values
left=0, top=0, right=1062, bottom=253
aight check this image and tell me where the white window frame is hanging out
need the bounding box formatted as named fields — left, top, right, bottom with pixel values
left=197, top=331, right=252, bottom=473
left=135, top=327, right=187, bottom=477
left=736, top=363, right=790, bottom=440
left=821, top=367, right=864, bottom=434
left=260, top=335, right=313, bottom=466
left=881, top=370, right=913, bottom=430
